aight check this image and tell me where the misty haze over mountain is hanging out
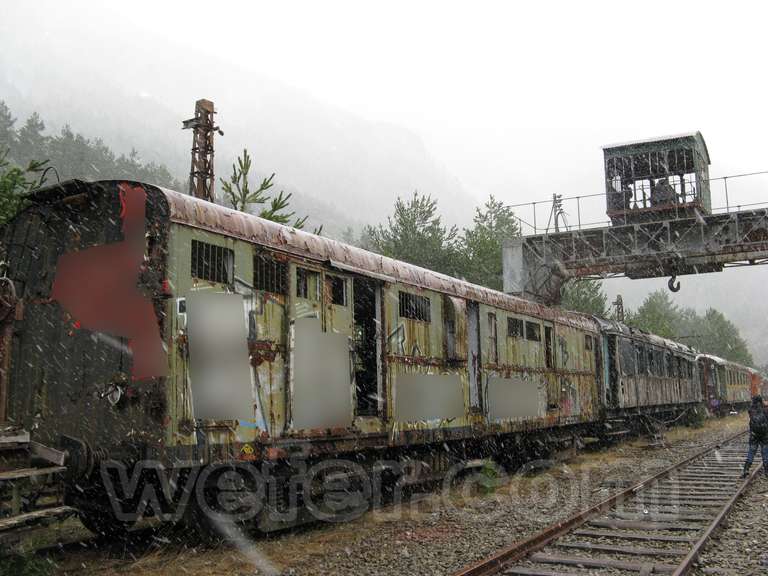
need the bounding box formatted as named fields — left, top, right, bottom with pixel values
left=2, top=1, right=768, bottom=362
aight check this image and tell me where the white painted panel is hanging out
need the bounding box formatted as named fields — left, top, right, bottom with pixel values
left=187, top=292, right=254, bottom=421
left=292, top=318, right=353, bottom=429
left=487, top=375, right=542, bottom=421
left=395, top=373, right=464, bottom=422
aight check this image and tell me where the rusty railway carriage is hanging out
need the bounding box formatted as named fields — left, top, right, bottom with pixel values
left=697, top=353, right=755, bottom=414
left=0, top=180, right=708, bottom=534
left=596, top=319, right=700, bottom=413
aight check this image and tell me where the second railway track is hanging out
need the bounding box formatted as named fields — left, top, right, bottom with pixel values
left=453, top=429, right=758, bottom=576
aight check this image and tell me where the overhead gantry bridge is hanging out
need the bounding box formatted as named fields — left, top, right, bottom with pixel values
left=503, top=133, right=768, bottom=304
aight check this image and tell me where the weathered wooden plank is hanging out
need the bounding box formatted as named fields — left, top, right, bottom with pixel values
left=588, top=518, right=701, bottom=531
left=529, top=552, right=676, bottom=573
left=572, top=528, right=697, bottom=543
left=609, top=511, right=711, bottom=522
left=0, top=466, right=66, bottom=481
left=556, top=541, right=687, bottom=557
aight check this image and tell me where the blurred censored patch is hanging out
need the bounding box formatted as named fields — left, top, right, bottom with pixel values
left=50, top=182, right=167, bottom=380
left=186, top=291, right=254, bottom=421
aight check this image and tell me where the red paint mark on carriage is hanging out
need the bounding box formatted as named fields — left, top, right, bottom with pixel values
left=51, top=183, right=167, bottom=380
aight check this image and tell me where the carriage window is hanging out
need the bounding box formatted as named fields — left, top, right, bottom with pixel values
left=399, top=292, right=431, bottom=322
left=488, top=313, right=498, bottom=364
left=636, top=343, right=647, bottom=374
left=253, top=253, right=287, bottom=294
left=620, top=339, right=636, bottom=375
left=191, top=240, right=234, bottom=285
left=525, top=321, right=541, bottom=342
left=508, top=317, right=524, bottom=338
left=328, top=275, right=347, bottom=306
left=296, top=267, right=320, bottom=300
left=585, top=335, right=593, bottom=351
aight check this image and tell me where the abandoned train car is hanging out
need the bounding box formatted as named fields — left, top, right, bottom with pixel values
left=0, top=180, right=712, bottom=532
left=596, top=319, right=700, bottom=413
left=697, top=353, right=755, bottom=414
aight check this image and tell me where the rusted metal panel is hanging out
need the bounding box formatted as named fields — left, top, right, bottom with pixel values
left=158, top=186, right=598, bottom=332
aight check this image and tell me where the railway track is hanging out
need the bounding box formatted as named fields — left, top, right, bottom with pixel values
left=453, top=429, right=757, bottom=576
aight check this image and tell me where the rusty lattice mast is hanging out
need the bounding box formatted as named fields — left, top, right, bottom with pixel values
left=182, top=99, right=223, bottom=202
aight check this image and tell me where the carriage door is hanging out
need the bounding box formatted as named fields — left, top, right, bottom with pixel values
left=467, top=301, right=482, bottom=410
left=353, top=277, right=381, bottom=416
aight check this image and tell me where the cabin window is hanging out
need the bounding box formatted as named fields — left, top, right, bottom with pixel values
left=635, top=344, right=646, bottom=374
left=296, top=267, right=319, bottom=300
left=585, top=334, right=593, bottom=352
left=544, top=326, right=553, bottom=369
left=328, top=275, right=347, bottom=306
left=488, top=313, right=498, bottom=364
left=253, top=253, right=287, bottom=294
left=399, top=292, right=431, bottom=322
left=444, top=296, right=457, bottom=359
left=508, top=317, right=523, bottom=338
left=525, top=321, right=541, bottom=342
left=646, top=348, right=655, bottom=376
left=620, top=339, right=636, bottom=375
left=191, top=240, right=234, bottom=285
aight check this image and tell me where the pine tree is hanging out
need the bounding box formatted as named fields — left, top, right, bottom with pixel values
left=220, top=148, right=317, bottom=231
left=560, top=279, right=608, bottom=316
left=461, top=196, right=520, bottom=289
left=365, top=191, right=461, bottom=275
left=0, top=101, right=16, bottom=153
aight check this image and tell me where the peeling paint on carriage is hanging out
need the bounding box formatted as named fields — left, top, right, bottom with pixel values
left=159, top=186, right=597, bottom=332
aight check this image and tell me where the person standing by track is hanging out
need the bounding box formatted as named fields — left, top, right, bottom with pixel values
left=742, top=395, right=768, bottom=478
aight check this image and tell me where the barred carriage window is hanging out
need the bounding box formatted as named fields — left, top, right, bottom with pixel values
left=508, top=317, right=523, bottom=338
left=525, top=321, right=541, bottom=342
left=328, top=275, right=347, bottom=306
left=399, top=291, right=431, bottom=322
left=191, top=240, right=234, bottom=284
left=253, top=253, right=287, bottom=294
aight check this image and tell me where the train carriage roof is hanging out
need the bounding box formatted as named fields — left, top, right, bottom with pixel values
left=695, top=353, right=756, bottom=373
left=26, top=179, right=600, bottom=332
left=594, top=317, right=697, bottom=356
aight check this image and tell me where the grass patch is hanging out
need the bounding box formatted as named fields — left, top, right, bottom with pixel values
left=0, top=553, right=52, bottom=576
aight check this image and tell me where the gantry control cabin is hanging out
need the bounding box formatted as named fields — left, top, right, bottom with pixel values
left=603, top=132, right=711, bottom=225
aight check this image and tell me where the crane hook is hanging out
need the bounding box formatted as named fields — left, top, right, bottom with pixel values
left=668, top=275, right=681, bottom=292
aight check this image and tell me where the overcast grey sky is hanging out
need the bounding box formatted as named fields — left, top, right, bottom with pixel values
left=4, top=0, right=768, bottom=209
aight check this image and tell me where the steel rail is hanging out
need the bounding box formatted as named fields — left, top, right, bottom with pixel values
left=451, top=429, right=751, bottom=576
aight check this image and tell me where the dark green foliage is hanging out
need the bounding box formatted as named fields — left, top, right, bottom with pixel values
left=0, top=554, right=52, bottom=576
left=220, top=148, right=319, bottom=233
left=0, top=101, right=180, bottom=189
left=461, top=195, right=520, bottom=290
left=365, top=191, right=462, bottom=276
left=0, top=101, right=15, bottom=152
left=0, top=149, right=48, bottom=225
left=560, top=279, right=608, bottom=317
left=626, top=290, right=753, bottom=365
left=625, top=290, right=678, bottom=339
